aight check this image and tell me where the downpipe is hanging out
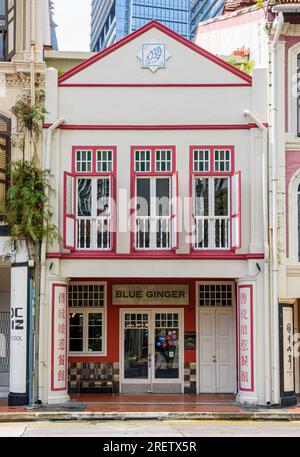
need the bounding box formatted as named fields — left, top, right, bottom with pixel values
left=270, top=10, right=284, bottom=406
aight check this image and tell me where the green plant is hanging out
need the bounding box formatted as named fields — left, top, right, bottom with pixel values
left=228, top=59, right=255, bottom=75
left=2, top=159, right=58, bottom=246
left=10, top=93, right=47, bottom=150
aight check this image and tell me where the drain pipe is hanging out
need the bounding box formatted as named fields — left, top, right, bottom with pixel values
left=244, top=109, right=270, bottom=406
left=270, top=10, right=284, bottom=406
left=38, top=118, right=65, bottom=402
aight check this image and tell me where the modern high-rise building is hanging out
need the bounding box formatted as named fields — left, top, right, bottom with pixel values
left=91, top=0, right=225, bottom=52
left=91, top=0, right=190, bottom=52
left=189, top=0, right=224, bottom=41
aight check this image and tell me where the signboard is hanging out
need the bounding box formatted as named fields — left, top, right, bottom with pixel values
left=184, top=332, right=196, bottom=350
left=10, top=265, right=28, bottom=394
left=238, top=285, right=254, bottom=392
left=51, top=284, right=68, bottom=392
left=112, top=284, right=189, bottom=306
left=279, top=304, right=297, bottom=406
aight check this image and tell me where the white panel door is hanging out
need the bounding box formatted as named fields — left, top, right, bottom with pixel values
left=199, top=310, right=216, bottom=393
left=216, top=310, right=236, bottom=393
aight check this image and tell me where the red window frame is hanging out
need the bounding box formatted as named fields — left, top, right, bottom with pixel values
left=63, top=146, right=117, bottom=253
left=189, top=145, right=241, bottom=253
left=130, top=146, right=178, bottom=253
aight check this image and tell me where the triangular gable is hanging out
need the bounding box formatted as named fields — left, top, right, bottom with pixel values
left=58, top=20, right=252, bottom=86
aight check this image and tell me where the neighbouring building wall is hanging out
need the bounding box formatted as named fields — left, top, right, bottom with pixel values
left=195, top=6, right=268, bottom=67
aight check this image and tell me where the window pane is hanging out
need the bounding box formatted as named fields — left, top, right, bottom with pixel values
left=78, top=179, right=92, bottom=217
left=97, top=178, right=110, bottom=215
left=156, top=178, right=170, bottom=216
left=214, top=178, right=229, bottom=216
left=76, top=150, right=92, bottom=173
left=195, top=178, right=209, bottom=216
left=88, top=313, right=102, bottom=352
left=137, top=178, right=150, bottom=216
left=69, top=313, right=83, bottom=352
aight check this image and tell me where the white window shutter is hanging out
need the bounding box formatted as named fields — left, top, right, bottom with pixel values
left=64, top=172, right=76, bottom=250
left=171, top=172, right=178, bottom=249
left=231, top=171, right=241, bottom=249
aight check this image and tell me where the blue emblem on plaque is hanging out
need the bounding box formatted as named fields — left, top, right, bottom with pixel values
left=138, top=43, right=170, bottom=73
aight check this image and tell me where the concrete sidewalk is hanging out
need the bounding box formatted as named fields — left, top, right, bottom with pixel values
left=1, top=394, right=300, bottom=422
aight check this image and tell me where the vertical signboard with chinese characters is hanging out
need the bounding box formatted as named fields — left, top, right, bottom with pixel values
left=238, top=285, right=254, bottom=392
left=51, top=284, right=68, bottom=392
left=279, top=304, right=297, bottom=406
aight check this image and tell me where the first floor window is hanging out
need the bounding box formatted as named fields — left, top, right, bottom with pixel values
left=0, top=115, right=10, bottom=220
left=68, top=283, right=106, bottom=355
left=0, top=0, right=15, bottom=61
left=136, top=176, right=172, bottom=250
left=193, top=176, right=230, bottom=249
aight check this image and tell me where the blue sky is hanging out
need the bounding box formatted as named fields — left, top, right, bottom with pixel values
left=53, top=0, right=91, bottom=51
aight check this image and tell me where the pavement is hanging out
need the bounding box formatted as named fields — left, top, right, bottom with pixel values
left=1, top=420, right=300, bottom=437
left=1, top=394, right=300, bottom=423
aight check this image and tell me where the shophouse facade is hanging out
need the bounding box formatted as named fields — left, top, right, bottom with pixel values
left=42, top=20, right=269, bottom=406
left=195, top=0, right=300, bottom=406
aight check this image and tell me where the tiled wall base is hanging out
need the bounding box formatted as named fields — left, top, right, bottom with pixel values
left=184, top=362, right=197, bottom=393
left=68, top=362, right=120, bottom=393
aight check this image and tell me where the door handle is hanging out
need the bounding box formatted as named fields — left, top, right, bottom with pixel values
left=212, top=356, right=216, bottom=363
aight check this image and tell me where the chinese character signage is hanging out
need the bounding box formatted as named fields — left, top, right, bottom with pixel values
left=51, top=284, right=68, bottom=392
left=279, top=304, right=296, bottom=406
left=238, top=285, right=254, bottom=392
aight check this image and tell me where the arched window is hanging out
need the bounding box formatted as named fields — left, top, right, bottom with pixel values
left=0, top=114, right=11, bottom=225
left=298, top=182, right=300, bottom=261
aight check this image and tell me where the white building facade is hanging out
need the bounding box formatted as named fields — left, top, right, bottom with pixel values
left=41, top=21, right=269, bottom=406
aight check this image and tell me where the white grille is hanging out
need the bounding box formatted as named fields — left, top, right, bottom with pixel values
left=68, top=283, right=106, bottom=308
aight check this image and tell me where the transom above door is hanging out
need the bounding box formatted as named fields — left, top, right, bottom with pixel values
left=121, top=309, right=183, bottom=394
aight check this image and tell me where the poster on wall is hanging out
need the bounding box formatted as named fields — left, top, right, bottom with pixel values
left=51, top=284, right=68, bottom=392
left=279, top=304, right=297, bottom=406
left=238, top=285, right=254, bottom=392
left=184, top=332, right=196, bottom=350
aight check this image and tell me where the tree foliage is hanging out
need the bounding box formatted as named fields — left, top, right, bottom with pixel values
left=10, top=92, right=47, bottom=149
left=228, top=59, right=255, bottom=75
left=2, top=159, right=57, bottom=246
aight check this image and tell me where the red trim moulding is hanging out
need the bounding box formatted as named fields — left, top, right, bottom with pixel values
left=59, top=83, right=251, bottom=88
left=46, top=252, right=264, bottom=260
left=58, top=20, right=252, bottom=85
left=43, top=123, right=268, bottom=131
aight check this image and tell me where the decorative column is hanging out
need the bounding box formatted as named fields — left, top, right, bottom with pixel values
left=8, top=241, right=31, bottom=406
left=236, top=279, right=258, bottom=405
left=47, top=278, right=69, bottom=404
